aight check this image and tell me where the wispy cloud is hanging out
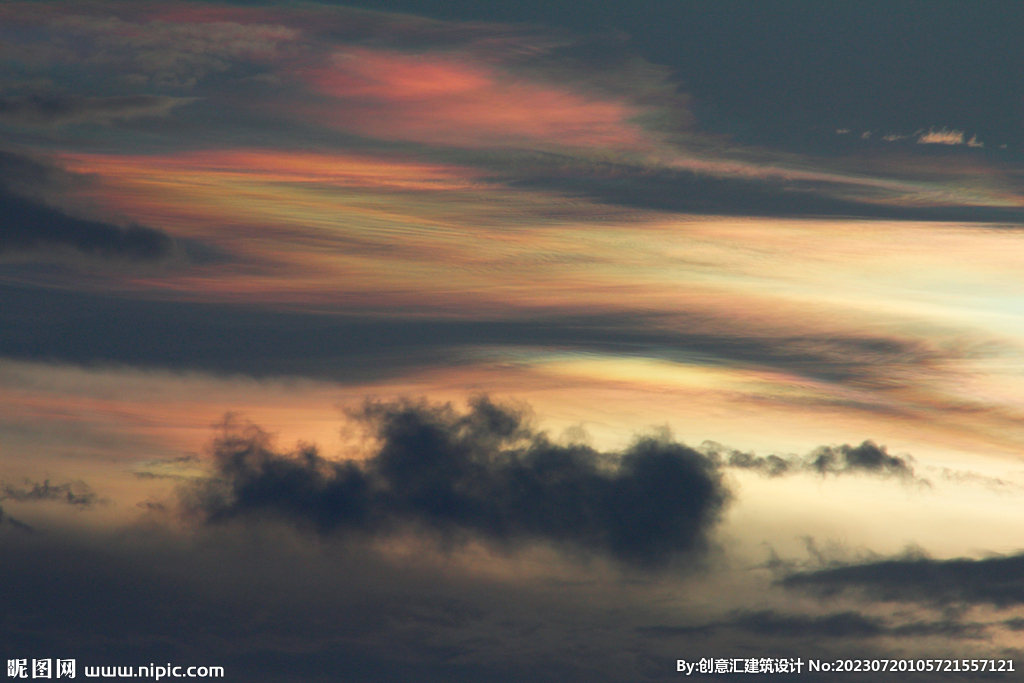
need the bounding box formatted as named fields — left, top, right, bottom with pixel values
left=1, top=477, right=102, bottom=508
left=18, top=11, right=301, bottom=90
left=0, top=94, right=195, bottom=126
left=917, top=128, right=966, bottom=145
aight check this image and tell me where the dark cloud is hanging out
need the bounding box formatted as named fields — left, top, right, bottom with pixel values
left=708, top=440, right=922, bottom=482
left=4, top=519, right=1004, bottom=683
left=1, top=478, right=102, bottom=508
left=0, top=94, right=195, bottom=126
left=0, top=282, right=943, bottom=391
left=508, top=161, right=1024, bottom=224
left=782, top=551, right=1024, bottom=607
left=0, top=150, right=174, bottom=261
left=190, top=397, right=730, bottom=568
left=0, top=522, right=767, bottom=683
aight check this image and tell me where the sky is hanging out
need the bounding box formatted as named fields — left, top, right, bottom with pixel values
left=2, top=1, right=1024, bottom=680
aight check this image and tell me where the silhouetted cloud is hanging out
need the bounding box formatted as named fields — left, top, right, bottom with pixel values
left=707, top=440, right=922, bottom=482
left=0, top=150, right=174, bottom=261
left=190, top=397, right=730, bottom=567
left=1, top=478, right=102, bottom=508
left=782, top=550, right=1024, bottom=607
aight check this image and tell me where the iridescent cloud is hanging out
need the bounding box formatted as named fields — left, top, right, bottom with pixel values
left=301, top=47, right=650, bottom=149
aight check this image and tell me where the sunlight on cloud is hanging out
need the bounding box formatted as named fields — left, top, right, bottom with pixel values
left=5, top=2, right=1024, bottom=676
left=917, top=128, right=966, bottom=145
left=302, top=48, right=650, bottom=150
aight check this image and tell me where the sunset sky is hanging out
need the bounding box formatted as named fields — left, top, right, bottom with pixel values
left=3, top=2, right=1024, bottom=680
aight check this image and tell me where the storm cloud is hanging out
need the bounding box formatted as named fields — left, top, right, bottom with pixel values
left=191, top=397, right=730, bottom=568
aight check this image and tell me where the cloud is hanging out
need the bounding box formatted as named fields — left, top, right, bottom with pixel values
left=35, top=13, right=300, bottom=90
left=0, top=478, right=101, bottom=508
left=0, top=281, right=950, bottom=390
left=0, top=94, right=195, bottom=126
left=641, top=609, right=989, bottom=643
left=913, top=129, right=983, bottom=149
left=707, top=440, right=923, bottom=482
left=0, top=520, right=769, bottom=683
left=508, top=161, right=1024, bottom=223
left=0, top=188, right=174, bottom=260
left=931, top=466, right=1019, bottom=491
left=189, top=397, right=730, bottom=568
left=0, top=150, right=175, bottom=261
left=302, top=47, right=650, bottom=150
left=782, top=550, right=1024, bottom=607
left=917, top=128, right=965, bottom=145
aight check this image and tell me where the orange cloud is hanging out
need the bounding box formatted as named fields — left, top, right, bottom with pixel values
left=60, top=149, right=487, bottom=192
left=302, top=48, right=650, bottom=150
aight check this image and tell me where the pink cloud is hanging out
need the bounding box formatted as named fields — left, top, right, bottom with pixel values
left=302, top=48, right=650, bottom=150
